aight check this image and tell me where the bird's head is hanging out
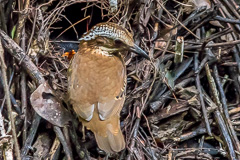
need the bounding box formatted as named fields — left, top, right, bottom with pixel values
left=79, top=22, right=149, bottom=59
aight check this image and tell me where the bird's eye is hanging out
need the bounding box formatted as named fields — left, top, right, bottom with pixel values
left=114, top=39, right=123, bottom=46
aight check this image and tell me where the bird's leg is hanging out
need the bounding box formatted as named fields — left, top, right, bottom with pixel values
left=104, top=153, right=109, bottom=160
left=82, top=125, right=86, bottom=141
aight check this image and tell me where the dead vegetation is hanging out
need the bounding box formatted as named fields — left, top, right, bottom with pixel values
left=1, top=0, right=240, bottom=159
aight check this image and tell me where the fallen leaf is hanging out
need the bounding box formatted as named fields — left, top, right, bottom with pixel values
left=30, top=82, right=71, bottom=127
left=165, top=71, right=175, bottom=89
left=209, top=20, right=224, bottom=28
left=183, top=0, right=211, bottom=13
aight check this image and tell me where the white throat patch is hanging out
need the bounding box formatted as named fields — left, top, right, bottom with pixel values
left=93, top=47, right=113, bottom=57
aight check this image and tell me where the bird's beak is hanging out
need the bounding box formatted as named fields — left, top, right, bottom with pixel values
left=130, top=44, right=150, bottom=60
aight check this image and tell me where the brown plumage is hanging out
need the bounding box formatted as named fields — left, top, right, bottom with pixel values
left=68, top=22, right=149, bottom=153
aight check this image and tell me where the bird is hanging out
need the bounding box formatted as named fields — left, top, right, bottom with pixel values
left=67, top=22, right=149, bottom=153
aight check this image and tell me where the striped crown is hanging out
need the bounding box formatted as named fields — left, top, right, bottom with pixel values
left=79, top=22, right=134, bottom=46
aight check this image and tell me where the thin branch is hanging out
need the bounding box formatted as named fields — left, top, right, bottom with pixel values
left=0, top=39, right=21, bottom=160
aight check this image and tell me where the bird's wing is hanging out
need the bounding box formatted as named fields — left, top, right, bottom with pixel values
left=68, top=51, right=96, bottom=121
left=97, top=91, right=125, bottom=120
left=97, top=64, right=126, bottom=120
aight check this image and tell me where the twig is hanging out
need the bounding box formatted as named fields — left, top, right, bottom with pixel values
left=55, top=15, right=90, bottom=39
left=20, top=24, right=28, bottom=144
left=0, top=39, right=21, bottom=160
left=221, top=0, right=240, bottom=19
left=48, top=137, right=61, bottom=160
left=202, top=28, right=232, bottom=43
left=179, top=124, right=207, bottom=142
left=0, top=97, right=13, bottom=159
left=185, top=39, right=240, bottom=50
left=214, top=15, right=240, bottom=24
left=21, top=72, right=27, bottom=143
left=5, top=0, right=14, bottom=22
left=60, top=14, right=79, bottom=39
left=0, top=29, right=45, bottom=85
left=195, top=56, right=208, bottom=74
left=194, top=51, right=212, bottom=136
left=53, top=126, right=73, bottom=160
left=213, top=65, right=240, bottom=155
left=157, top=1, right=200, bottom=39
left=0, top=3, right=7, bottom=33
left=205, top=63, right=222, bottom=109
left=150, top=77, right=194, bottom=112
left=25, top=8, right=38, bottom=56
left=69, top=124, right=88, bottom=160
left=214, top=110, right=237, bottom=160
left=160, top=6, right=182, bottom=60
left=0, top=70, right=21, bottom=114
left=126, top=62, right=156, bottom=159
left=21, top=113, right=41, bottom=159
left=233, top=47, right=240, bottom=74
left=14, top=0, right=30, bottom=44
left=0, top=28, right=75, bottom=159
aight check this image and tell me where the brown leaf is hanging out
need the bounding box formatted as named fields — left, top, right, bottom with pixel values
left=209, top=20, right=224, bottom=28
left=160, top=24, right=178, bottom=40
left=183, top=0, right=211, bottom=14
left=30, top=82, right=71, bottom=127
left=176, top=86, right=198, bottom=100
left=156, top=24, right=177, bottom=49
left=182, top=0, right=222, bottom=27
left=193, top=0, right=211, bottom=9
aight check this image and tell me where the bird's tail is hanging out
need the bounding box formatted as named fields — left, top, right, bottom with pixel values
left=82, top=111, right=125, bottom=153
left=94, top=125, right=125, bottom=153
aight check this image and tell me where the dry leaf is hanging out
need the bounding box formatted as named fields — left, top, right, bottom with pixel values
left=183, top=0, right=211, bottom=14
left=221, top=33, right=234, bottom=41
left=30, top=82, right=71, bottom=127
left=182, top=0, right=222, bottom=27
left=155, top=38, right=167, bottom=49
left=192, top=0, right=211, bottom=8
left=156, top=24, right=177, bottom=49
left=160, top=24, right=178, bottom=40
left=209, top=20, right=224, bottom=28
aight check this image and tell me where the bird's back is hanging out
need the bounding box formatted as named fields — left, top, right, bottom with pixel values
left=68, top=45, right=126, bottom=152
